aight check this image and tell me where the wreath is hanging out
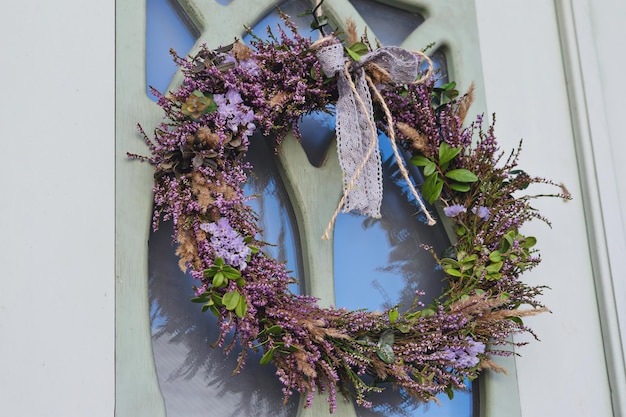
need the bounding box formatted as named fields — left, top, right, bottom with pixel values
left=131, top=12, right=570, bottom=413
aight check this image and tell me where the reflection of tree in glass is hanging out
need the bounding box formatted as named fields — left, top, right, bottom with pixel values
left=347, top=140, right=473, bottom=417
left=150, top=221, right=299, bottom=417
left=365, top=138, right=450, bottom=312
left=148, top=135, right=301, bottom=417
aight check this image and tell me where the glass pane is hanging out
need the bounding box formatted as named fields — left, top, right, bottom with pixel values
left=333, top=134, right=474, bottom=417
left=148, top=135, right=302, bottom=417
left=244, top=135, right=305, bottom=289
left=146, top=0, right=197, bottom=100
left=147, top=4, right=306, bottom=415
left=349, top=0, right=425, bottom=46
left=334, top=135, right=449, bottom=312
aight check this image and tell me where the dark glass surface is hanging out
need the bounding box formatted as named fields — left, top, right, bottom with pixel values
left=146, top=0, right=197, bottom=100
left=148, top=135, right=302, bottom=417
left=349, top=0, right=425, bottom=46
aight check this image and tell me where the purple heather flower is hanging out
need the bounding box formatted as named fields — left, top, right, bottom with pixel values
left=214, top=88, right=256, bottom=139
left=200, top=218, right=251, bottom=270
left=472, top=206, right=491, bottom=221
left=443, top=204, right=467, bottom=217
left=442, top=337, right=485, bottom=369
left=223, top=54, right=260, bottom=76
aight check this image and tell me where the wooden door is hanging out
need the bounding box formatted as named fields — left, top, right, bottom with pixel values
left=115, top=1, right=522, bottom=416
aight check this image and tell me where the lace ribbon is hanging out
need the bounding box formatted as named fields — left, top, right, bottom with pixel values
left=316, top=43, right=435, bottom=239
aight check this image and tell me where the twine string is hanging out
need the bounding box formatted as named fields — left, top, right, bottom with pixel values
left=366, top=74, right=436, bottom=226
left=322, top=53, right=436, bottom=239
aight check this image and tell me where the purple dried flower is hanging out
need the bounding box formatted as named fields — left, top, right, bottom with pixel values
left=200, top=218, right=251, bottom=270
left=443, top=204, right=467, bottom=217
left=442, top=337, right=485, bottom=368
left=214, top=88, right=256, bottom=139
left=223, top=54, right=260, bottom=76
left=472, top=205, right=491, bottom=221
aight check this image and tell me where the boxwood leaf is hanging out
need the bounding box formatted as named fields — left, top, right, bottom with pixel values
left=489, top=250, right=502, bottom=262
left=486, top=261, right=503, bottom=273
left=223, top=290, right=241, bottom=311
left=211, top=293, right=223, bottom=306
left=266, top=325, right=283, bottom=334
left=449, top=182, right=471, bottom=192
left=444, top=267, right=462, bottom=277
left=212, top=271, right=225, bottom=288
left=410, top=155, right=431, bottom=167
left=445, top=169, right=478, bottom=183
left=349, top=42, right=369, bottom=55
left=422, top=173, right=444, bottom=204
left=439, top=142, right=462, bottom=165
left=423, top=160, right=437, bottom=177
left=209, top=305, right=220, bottom=317
left=388, top=308, right=399, bottom=323
left=521, top=236, right=537, bottom=248
left=235, top=296, right=247, bottom=318
left=260, top=348, right=275, bottom=365
left=222, top=266, right=241, bottom=280
left=376, top=344, right=395, bottom=364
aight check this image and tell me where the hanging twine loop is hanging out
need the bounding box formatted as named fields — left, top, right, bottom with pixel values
left=315, top=42, right=436, bottom=240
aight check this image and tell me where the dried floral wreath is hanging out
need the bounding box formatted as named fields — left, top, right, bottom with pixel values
left=131, top=13, right=570, bottom=413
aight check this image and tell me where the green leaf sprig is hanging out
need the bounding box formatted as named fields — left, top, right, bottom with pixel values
left=191, top=256, right=248, bottom=318
left=410, top=141, right=478, bottom=203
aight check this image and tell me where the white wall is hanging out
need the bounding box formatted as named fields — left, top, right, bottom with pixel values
left=1, top=1, right=623, bottom=417
left=476, top=0, right=625, bottom=416
left=0, top=1, right=115, bottom=416
left=587, top=0, right=626, bottom=346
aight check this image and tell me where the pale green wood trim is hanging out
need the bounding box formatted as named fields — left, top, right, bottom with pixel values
left=402, top=0, right=487, bottom=117
left=276, top=133, right=342, bottom=308
left=276, top=132, right=354, bottom=417
left=555, top=1, right=626, bottom=415
left=479, top=349, right=522, bottom=417
left=166, top=0, right=282, bottom=112
left=115, top=0, right=167, bottom=415
left=317, top=0, right=370, bottom=40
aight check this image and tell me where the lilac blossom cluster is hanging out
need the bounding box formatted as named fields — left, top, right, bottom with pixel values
left=443, top=204, right=490, bottom=221
left=130, top=14, right=568, bottom=414
left=200, top=218, right=251, bottom=270
left=214, top=88, right=256, bottom=141
left=442, top=337, right=486, bottom=368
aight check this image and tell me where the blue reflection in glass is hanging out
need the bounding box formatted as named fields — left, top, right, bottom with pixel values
left=333, top=133, right=450, bottom=312
left=244, top=135, right=304, bottom=291
left=349, top=0, right=425, bottom=46
left=333, top=135, right=474, bottom=417
left=146, top=0, right=197, bottom=100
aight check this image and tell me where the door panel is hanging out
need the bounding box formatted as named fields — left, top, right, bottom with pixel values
left=116, top=1, right=519, bottom=416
